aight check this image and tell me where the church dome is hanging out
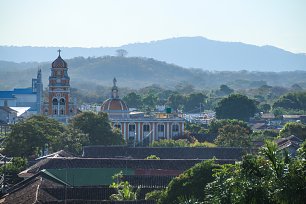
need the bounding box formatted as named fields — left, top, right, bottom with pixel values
left=101, top=98, right=129, bottom=112
left=52, top=50, right=67, bottom=68
left=100, top=78, right=129, bottom=116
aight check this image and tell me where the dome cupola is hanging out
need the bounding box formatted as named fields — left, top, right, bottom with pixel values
left=52, top=49, right=67, bottom=68
left=101, top=78, right=129, bottom=118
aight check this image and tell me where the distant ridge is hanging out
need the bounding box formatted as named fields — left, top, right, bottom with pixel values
left=1, top=37, right=306, bottom=71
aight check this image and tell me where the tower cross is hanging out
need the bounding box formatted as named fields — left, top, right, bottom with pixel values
left=113, top=77, right=117, bottom=87
left=57, top=49, right=61, bottom=56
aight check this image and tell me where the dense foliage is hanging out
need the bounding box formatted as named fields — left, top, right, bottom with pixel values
left=4, top=115, right=66, bottom=158
left=69, top=112, right=124, bottom=145
left=161, top=160, right=218, bottom=204
left=214, top=124, right=251, bottom=147
left=0, top=157, right=27, bottom=187
left=150, top=139, right=216, bottom=148
left=279, top=122, right=306, bottom=140
left=205, top=141, right=306, bottom=203
left=273, top=92, right=306, bottom=111
left=148, top=141, right=306, bottom=204
left=215, top=94, right=257, bottom=121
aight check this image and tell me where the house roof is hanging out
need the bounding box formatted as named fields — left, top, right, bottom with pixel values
left=83, top=146, right=243, bottom=160
left=1, top=171, right=66, bottom=204
left=19, top=157, right=235, bottom=178
left=35, top=150, right=75, bottom=161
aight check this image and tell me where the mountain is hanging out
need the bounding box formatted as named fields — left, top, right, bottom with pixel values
left=1, top=56, right=306, bottom=92
left=1, top=37, right=306, bottom=71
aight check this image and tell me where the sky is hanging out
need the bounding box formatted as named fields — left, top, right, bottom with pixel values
left=0, top=0, right=306, bottom=53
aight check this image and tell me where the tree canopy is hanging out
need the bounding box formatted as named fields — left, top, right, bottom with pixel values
left=160, top=160, right=218, bottom=204
left=3, top=115, right=88, bottom=158
left=215, top=94, right=257, bottom=121
left=69, top=111, right=124, bottom=145
left=279, top=122, right=306, bottom=140
left=273, top=91, right=306, bottom=111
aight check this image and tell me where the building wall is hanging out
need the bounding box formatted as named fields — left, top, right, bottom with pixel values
left=111, top=120, right=184, bottom=143
left=0, top=99, right=16, bottom=107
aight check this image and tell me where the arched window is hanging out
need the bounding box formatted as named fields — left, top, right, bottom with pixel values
left=52, top=98, right=58, bottom=105
left=60, top=98, right=65, bottom=105
left=60, top=109, right=64, bottom=115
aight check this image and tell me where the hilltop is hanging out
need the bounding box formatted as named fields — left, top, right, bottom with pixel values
left=1, top=37, right=306, bottom=71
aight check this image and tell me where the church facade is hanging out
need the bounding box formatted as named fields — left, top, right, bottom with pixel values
left=101, top=79, right=185, bottom=143
left=42, top=50, right=77, bottom=122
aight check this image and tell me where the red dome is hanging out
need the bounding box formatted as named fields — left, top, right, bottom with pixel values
left=101, top=98, right=129, bottom=112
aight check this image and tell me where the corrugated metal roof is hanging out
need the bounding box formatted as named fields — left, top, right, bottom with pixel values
left=0, top=91, right=15, bottom=99
left=13, top=88, right=33, bottom=94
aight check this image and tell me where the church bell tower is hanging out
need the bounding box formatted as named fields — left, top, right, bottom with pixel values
left=44, top=50, right=76, bottom=121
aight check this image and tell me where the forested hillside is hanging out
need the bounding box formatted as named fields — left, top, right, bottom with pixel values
left=1, top=56, right=306, bottom=92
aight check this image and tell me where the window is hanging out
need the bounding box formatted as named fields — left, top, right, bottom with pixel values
left=157, top=124, right=165, bottom=138
left=60, top=98, right=65, bottom=105
left=60, top=109, right=64, bottom=115
left=143, top=124, right=150, bottom=132
left=52, top=98, right=58, bottom=105
left=129, top=124, right=136, bottom=137
left=172, top=124, right=180, bottom=137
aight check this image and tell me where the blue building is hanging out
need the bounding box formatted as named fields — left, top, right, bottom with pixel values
left=0, top=69, right=43, bottom=114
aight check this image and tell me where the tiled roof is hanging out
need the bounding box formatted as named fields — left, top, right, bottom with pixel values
left=83, top=146, right=243, bottom=160
left=19, top=157, right=235, bottom=177
left=0, top=91, right=14, bottom=99
left=2, top=172, right=65, bottom=204
left=3, top=171, right=158, bottom=203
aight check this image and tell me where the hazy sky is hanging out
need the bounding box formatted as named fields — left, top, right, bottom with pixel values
left=1, top=0, right=305, bottom=53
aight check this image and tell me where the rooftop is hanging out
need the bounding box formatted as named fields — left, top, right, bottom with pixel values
left=83, top=146, right=243, bottom=160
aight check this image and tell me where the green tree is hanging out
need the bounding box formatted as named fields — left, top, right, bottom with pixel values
left=184, top=93, right=207, bottom=112
left=122, top=92, right=142, bottom=108
left=214, top=124, right=251, bottom=147
left=4, top=115, right=66, bottom=158
left=142, top=93, right=158, bottom=110
left=0, top=157, right=27, bottom=186
left=69, top=111, right=124, bottom=145
left=205, top=141, right=306, bottom=203
left=53, top=127, right=89, bottom=155
left=279, top=122, right=306, bottom=140
left=109, top=171, right=138, bottom=201
left=258, top=103, right=271, bottom=113
left=166, top=93, right=186, bottom=111
left=208, top=119, right=252, bottom=136
left=161, top=160, right=218, bottom=204
left=273, top=92, right=306, bottom=111
left=215, top=94, right=257, bottom=121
